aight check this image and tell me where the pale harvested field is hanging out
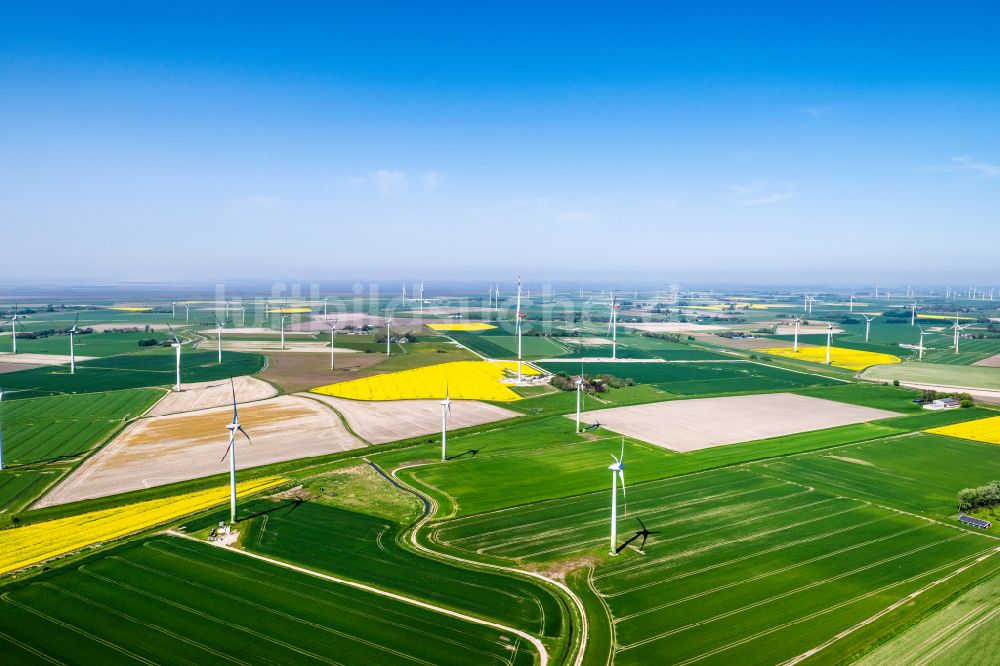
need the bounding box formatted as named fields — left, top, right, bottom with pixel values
left=305, top=393, right=520, bottom=444
left=0, top=361, right=42, bottom=374
left=199, top=327, right=314, bottom=336
left=0, top=352, right=95, bottom=366
left=148, top=376, right=278, bottom=416
left=691, top=334, right=811, bottom=350
left=560, top=336, right=611, bottom=345
left=198, top=339, right=347, bottom=353
left=578, top=393, right=896, bottom=452
left=775, top=325, right=845, bottom=335
left=37, top=395, right=362, bottom=507
left=974, top=353, right=1000, bottom=368
left=626, top=322, right=726, bottom=333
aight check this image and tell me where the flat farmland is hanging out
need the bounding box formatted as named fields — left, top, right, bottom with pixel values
left=0, top=470, right=56, bottom=513
left=448, top=332, right=567, bottom=359
left=758, top=432, right=1000, bottom=517
left=0, top=350, right=265, bottom=398
left=923, top=338, right=1000, bottom=365
left=0, top=536, right=537, bottom=666
left=38, top=395, right=362, bottom=507
left=861, top=362, right=1000, bottom=391
left=433, top=468, right=997, bottom=665
left=0, top=389, right=161, bottom=465
left=0, top=331, right=169, bottom=357
left=579, top=393, right=896, bottom=452
left=148, top=375, right=277, bottom=416
left=306, top=393, right=519, bottom=443
left=229, top=499, right=566, bottom=640
left=537, top=360, right=842, bottom=395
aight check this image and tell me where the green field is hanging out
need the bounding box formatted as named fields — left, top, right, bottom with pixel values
left=0, top=536, right=536, bottom=665
left=861, top=362, right=1000, bottom=391
left=537, top=360, right=843, bottom=396
left=0, top=389, right=161, bottom=464
left=202, top=498, right=567, bottom=640
left=448, top=332, right=568, bottom=359
left=856, top=571, right=1000, bottom=665
left=0, top=470, right=57, bottom=513
left=433, top=467, right=997, bottom=665
left=0, top=351, right=264, bottom=398
left=0, top=330, right=178, bottom=357
left=922, top=337, right=1000, bottom=365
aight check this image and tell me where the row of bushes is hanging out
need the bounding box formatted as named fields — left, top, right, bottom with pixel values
left=551, top=372, right=636, bottom=393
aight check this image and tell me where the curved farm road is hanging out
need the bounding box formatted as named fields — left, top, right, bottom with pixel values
left=166, top=529, right=549, bottom=666
left=386, top=461, right=589, bottom=666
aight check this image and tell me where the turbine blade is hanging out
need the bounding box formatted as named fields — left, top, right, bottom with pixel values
left=238, top=426, right=251, bottom=444
left=620, top=437, right=625, bottom=462
left=220, top=440, right=234, bottom=463
left=230, top=377, right=238, bottom=421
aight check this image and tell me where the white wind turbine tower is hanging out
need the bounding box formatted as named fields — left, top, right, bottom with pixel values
left=803, top=293, right=809, bottom=312
left=849, top=294, right=855, bottom=313
left=172, top=301, right=176, bottom=318
left=825, top=321, right=834, bottom=364
left=515, top=277, right=524, bottom=382
left=221, top=379, right=252, bottom=524
left=909, top=302, right=917, bottom=326
left=575, top=373, right=584, bottom=432
left=917, top=327, right=927, bottom=361
left=185, top=304, right=190, bottom=323
left=792, top=316, right=802, bottom=352
left=808, top=295, right=815, bottom=314
left=952, top=315, right=972, bottom=354
left=440, top=381, right=451, bottom=461
left=241, top=306, right=246, bottom=326
left=608, top=438, right=627, bottom=555
left=213, top=316, right=225, bottom=363
left=862, top=314, right=876, bottom=342
left=325, top=320, right=338, bottom=369
left=68, top=314, right=80, bottom=374
left=385, top=315, right=393, bottom=356
left=167, top=324, right=182, bottom=391
left=2, top=305, right=23, bottom=354
left=608, top=293, right=619, bottom=360
left=280, top=315, right=290, bottom=350
left=323, top=297, right=328, bottom=317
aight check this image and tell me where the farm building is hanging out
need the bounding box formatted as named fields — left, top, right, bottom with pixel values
left=923, top=397, right=962, bottom=410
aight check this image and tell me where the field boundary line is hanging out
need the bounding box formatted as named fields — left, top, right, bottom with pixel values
left=165, top=529, right=550, bottom=666
left=385, top=461, right=587, bottom=666
left=782, top=545, right=1000, bottom=666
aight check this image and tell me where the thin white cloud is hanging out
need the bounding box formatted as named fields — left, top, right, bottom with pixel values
left=239, top=196, right=280, bottom=209
left=728, top=181, right=796, bottom=206
left=939, top=155, right=1000, bottom=180
left=422, top=172, right=444, bottom=192
left=345, top=169, right=444, bottom=194
left=798, top=104, right=839, bottom=117
left=372, top=169, right=409, bottom=193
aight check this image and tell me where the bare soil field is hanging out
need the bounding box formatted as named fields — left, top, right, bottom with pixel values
left=0, top=361, right=42, bottom=374
left=579, top=392, right=896, bottom=452
left=148, top=376, right=278, bottom=416
left=259, top=352, right=383, bottom=394
left=0, top=352, right=95, bottom=366
left=199, top=327, right=314, bottom=336
left=775, top=325, right=845, bottom=335
left=200, top=339, right=346, bottom=353
left=626, top=322, right=727, bottom=333
left=37, top=395, right=363, bottom=507
left=974, top=353, right=1000, bottom=368
left=691, top=334, right=808, bottom=350
left=304, top=393, right=520, bottom=444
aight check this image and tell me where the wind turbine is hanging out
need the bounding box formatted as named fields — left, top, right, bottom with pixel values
left=2, top=305, right=23, bottom=354
left=825, top=321, right=834, bottom=364
left=803, top=293, right=809, bottom=312
left=515, top=277, right=524, bottom=382
left=326, top=320, right=338, bottom=370
left=402, top=284, right=407, bottom=307
left=440, top=381, right=451, bottom=461
left=323, top=297, right=328, bottom=318
left=608, top=438, right=627, bottom=556
left=849, top=294, right=855, bottom=313
left=221, top=379, right=251, bottom=524
left=68, top=314, right=80, bottom=374
left=575, top=372, right=584, bottom=432
left=167, top=324, right=182, bottom=391
left=862, top=314, right=876, bottom=342
left=792, top=316, right=802, bottom=352
left=917, top=327, right=927, bottom=360
left=172, top=301, right=176, bottom=318
left=241, top=306, right=246, bottom=326
left=385, top=315, right=393, bottom=356
left=952, top=315, right=972, bottom=354
left=185, top=304, right=190, bottom=323
left=909, top=302, right=917, bottom=326
left=213, top=316, right=225, bottom=363
left=608, top=293, right=619, bottom=360
left=280, top=315, right=290, bottom=350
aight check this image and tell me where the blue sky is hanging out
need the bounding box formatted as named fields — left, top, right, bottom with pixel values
left=2, top=3, right=998, bottom=285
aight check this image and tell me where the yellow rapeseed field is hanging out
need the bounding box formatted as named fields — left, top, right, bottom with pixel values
left=269, top=307, right=311, bottom=314
left=917, top=313, right=976, bottom=321
left=311, top=360, right=529, bottom=401
left=0, top=476, right=285, bottom=576
left=926, top=416, right=1000, bottom=445
left=427, top=322, right=498, bottom=331
left=758, top=346, right=901, bottom=371
left=109, top=306, right=153, bottom=312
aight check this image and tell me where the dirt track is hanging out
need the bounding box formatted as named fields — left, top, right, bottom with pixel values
left=148, top=376, right=278, bottom=416
left=579, top=393, right=896, bottom=452
left=37, top=395, right=363, bottom=507
left=305, top=393, right=520, bottom=444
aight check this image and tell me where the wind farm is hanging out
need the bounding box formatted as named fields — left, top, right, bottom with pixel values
left=3, top=4, right=1000, bottom=665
